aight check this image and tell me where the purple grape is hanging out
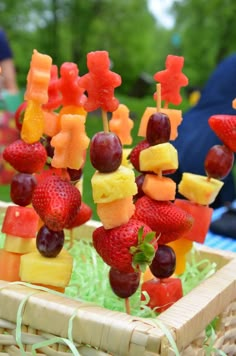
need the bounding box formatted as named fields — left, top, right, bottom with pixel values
left=10, top=173, right=37, bottom=206
left=67, top=168, right=83, bottom=182
left=36, top=225, right=64, bottom=257
left=204, top=144, right=234, bottom=180
left=90, top=131, right=122, bottom=173
left=146, top=112, right=171, bottom=145
left=149, top=245, right=176, bottom=278
left=109, top=267, right=140, bottom=298
left=134, top=174, right=145, bottom=201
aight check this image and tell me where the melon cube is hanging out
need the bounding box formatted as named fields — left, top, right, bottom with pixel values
left=97, top=196, right=135, bottom=229
left=139, top=142, right=178, bottom=174
left=4, top=234, right=36, bottom=254
left=138, top=107, right=183, bottom=141
left=142, top=174, right=176, bottom=201
left=174, top=199, right=213, bottom=243
left=91, top=166, right=137, bottom=203
left=20, top=249, right=73, bottom=287
left=1, top=206, right=39, bottom=238
left=0, top=249, right=22, bottom=282
left=178, top=173, right=224, bottom=205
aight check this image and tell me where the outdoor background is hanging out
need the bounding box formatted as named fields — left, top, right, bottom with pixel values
left=0, top=0, right=236, bottom=218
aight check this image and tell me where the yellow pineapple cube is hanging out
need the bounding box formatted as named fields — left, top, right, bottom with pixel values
left=178, top=172, right=224, bottom=205
left=121, top=148, right=133, bottom=168
left=20, top=249, right=73, bottom=287
left=139, top=142, right=178, bottom=174
left=91, top=166, right=137, bottom=203
left=4, top=234, right=36, bottom=254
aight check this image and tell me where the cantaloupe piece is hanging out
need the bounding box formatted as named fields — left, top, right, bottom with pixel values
left=59, top=105, right=87, bottom=118
left=0, top=249, right=22, bottom=281
left=21, top=100, right=45, bottom=144
left=20, top=249, right=73, bottom=287
left=138, top=107, right=182, bottom=140
left=33, top=283, right=65, bottom=293
left=168, top=237, right=193, bottom=275
left=174, top=199, right=213, bottom=243
left=4, top=234, right=36, bottom=254
left=97, top=196, right=135, bottom=229
left=139, top=142, right=178, bottom=174
left=51, top=114, right=90, bottom=170
left=24, top=49, right=52, bottom=104
left=109, top=104, right=134, bottom=145
left=178, top=173, right=224, bottom=205
left=91, top=166, right=137, bottom=203
left=43, top=110, right=60, bottom=137
left=142, top=267, right=155, bottom=283
left=142, top=174, right=176, bottom=201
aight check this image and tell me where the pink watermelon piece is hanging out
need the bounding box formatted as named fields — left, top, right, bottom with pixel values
left=1, top=206, right=39, bottom=238
left=153, top=55, right=188, bottom=106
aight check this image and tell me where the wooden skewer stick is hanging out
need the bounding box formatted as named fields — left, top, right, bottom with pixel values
left=156, top=83, right=161, bottom=112
left=125, top=298, right=131, bottom=314
left=102, top=109, right=109, bottom=132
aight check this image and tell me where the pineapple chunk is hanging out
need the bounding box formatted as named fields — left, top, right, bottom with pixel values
left=20, top=249, right=73, bottom=287
left=4, top=234, right=36, bottom=254
left=178, top=172, right=224, bottom=205
left=121, top=148, right=133, bottom=168
left=139, top=142, right=178, bottom=173
left=91, top=166, right=137, bottom=203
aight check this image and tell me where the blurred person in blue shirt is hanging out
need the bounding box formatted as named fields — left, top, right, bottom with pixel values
left=0, top=28, right=18, bottom=94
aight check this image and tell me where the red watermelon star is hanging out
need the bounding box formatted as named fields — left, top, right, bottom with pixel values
left=154, top=55, right=188, bottom=106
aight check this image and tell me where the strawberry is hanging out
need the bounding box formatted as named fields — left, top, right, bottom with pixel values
left=208, top=114, right=236, bottom=152
left=3, top=139, right=47, bottom=173
left=133, top=196, right=193, bottom=244
left=32, top=175, right=81, bottom=231
left=129, top=140, right=150, bottom=172
left=34, top=167, right=70, bottom=185
left=14, top=101, right=27, bottom=131
left=93, top=219, right=156, bottom=273
left=65, top=202, right=92, bottom=229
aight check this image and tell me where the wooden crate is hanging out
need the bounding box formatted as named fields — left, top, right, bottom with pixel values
left=0, top=202, right=235, bottom=355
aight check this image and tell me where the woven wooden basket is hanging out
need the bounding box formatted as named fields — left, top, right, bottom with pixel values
left=0, top=201, right=235, bottom=355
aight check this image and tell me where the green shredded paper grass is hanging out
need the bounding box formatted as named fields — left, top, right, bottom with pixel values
left=0, top=212, right=226, bottom=354
left=0, top=213, right=217, bottom=317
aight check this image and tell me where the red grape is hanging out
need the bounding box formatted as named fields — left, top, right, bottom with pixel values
left=67, top=168, right=83, bottom=182
left=134, top=174, right=145, bottom=201
left=10, top=173, right=37, bottom=206
left=149, top=245, right=176, bottom=278
left=204, top=144, right=234, bottom=180
left=146, top=112, right=171, bottom=146
left=109, top=267, right=140, bottom=298
left=90, top=131, right=122, bottom=173
left=36, top=225, right=64, bottom=257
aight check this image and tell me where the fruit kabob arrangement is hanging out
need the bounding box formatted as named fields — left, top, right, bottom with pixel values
left=0, top=48, right=233, bottom=316
left=0, top=49, right=93, bottom=291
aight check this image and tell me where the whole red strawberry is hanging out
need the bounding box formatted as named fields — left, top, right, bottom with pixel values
left=65, top=202, right=92, bottom=229
left=3, top=139, right=47, bottom=173
left=93, top=219, right=156, bottom=273
left=208, top=115, right=236, bottom=152
left=129, top=140, right=150, bottom=172
left=133, top=196, right=193, bottom=244
left=32, top=175, right=81, bottom=231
